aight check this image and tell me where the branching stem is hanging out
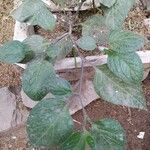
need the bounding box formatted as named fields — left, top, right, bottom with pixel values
left=69, top=34, right=89, bottom=129
left=52, top=0, right=94, bottom=129
left=67, top=0, right=96, bottom=130
left=52, top=32, right=69, bottom=44
left=74, top=0, right=86, bottom=20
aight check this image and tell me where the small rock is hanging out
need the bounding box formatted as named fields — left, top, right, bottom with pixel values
left=144, top=18, right=150, bottom=25
left=11, top=136, right=17, bottom=140
left=0, top=87, right=29, bottom=132
left=137, top=132, right=145, bottom=139
left=0, top=88, right=16, bottom=131
left=147, top=101, right=150, bottom=106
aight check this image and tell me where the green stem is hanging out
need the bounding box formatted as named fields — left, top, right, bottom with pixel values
left=72, top=48, right=77, bottom=68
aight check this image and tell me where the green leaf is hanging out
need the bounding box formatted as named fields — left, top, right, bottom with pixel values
left=76, top=36, right=97, bottom=51
left=11, top=0, right=56, bottom=30
left=93, top=65, right=147, bottom=110
left=46, top=36, right=73, bottom=62
left=109, top=30, right=147, bottom=53
left=46, top=44, right=59, bottom=63
left=86, top=132, right=96, bottom=150
left=104, top=0, right=134, bottom=30
left=49, top=76, right=72, bottom=97
left=22, top=60, right=56, bottom=101
left=99, top=0, right=116, bottom=7
left=82, top=15, right=110, bottom=45
left=56, top=36, right=73, bottom=59
left=27, top=98, right=73, bottom=148
left=60, top=132, right=86, bottom=150
left=60, top=131, right=94, bottom=150
left=0, top=40, right=27, bottom=63
left=20, top=44, right=34, bottom=63
left=23, top=35, right=49, bottom=53
left=107, top=52, right=143, bottom=84
left=91, top=119, right=126, bottom=150
left=22, top=59, right=72, bottom=100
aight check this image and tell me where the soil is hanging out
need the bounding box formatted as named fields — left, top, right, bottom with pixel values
left=0, top=63, right=21, bottom=87
left=0, top=0, right=150, bottom=150
left=0, top=0, right=14, bottom=44
left=124, top=3, right=150, bottom=50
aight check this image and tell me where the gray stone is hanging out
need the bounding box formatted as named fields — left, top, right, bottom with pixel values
left=0, top=87, right=29, bottom=132
left=0, top=88, right=16, bottom=131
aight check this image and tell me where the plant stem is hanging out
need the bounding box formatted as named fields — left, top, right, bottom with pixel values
left=72, top=48, right=77, bottom=68
left=74, top=0, right=86, bottom=20
left=68, top=0, right=92, bottom=130
left=92, top=0, right=96, bottom=8
left=79, top=57, right=87, bottom=127
left=69, top=35, right=88, bottom=130
left=52, top=32, right=69, bottom=44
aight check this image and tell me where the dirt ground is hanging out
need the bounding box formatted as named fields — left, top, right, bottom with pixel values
left=0, top=0, right=150, bottom=150
left=0, top=0, right=14, bottom=44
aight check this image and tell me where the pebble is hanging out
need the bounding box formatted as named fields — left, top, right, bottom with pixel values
left=137, top=132, right=145, bottom=139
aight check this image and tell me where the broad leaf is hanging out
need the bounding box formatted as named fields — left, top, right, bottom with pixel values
left=76, top=36, right=97, bottom=51
left=60, top=131, right=94, bottom=150
left=20, top=45, right=34, bottom=63
left=109, top=30, right=147, bottom=53
left=0, top=40, right=27, bottom=63
left=27, top=98, right=73, bottom=148
left=91, top=119, right=126, bottom=150
left=104, top=0, right=134, bottom=30
left=22, top=60, right=56, bottom=101
left=99, top=0, right=116, bottom=8
left=107, top=52, right=143, bottom=84
left=93, top=65, right=147, bottom=110
left=82, top=15, right=110, bottom=45
left=11, top=0, right=56, bottom=30
left=60, top=132, right=86, bottom=150
left=49, top=76, right=72, bottom=97
left=52, top=36, right=73, bottom=60
left=46, top=44, right=59, bottom=63
left=23, top=35, right=49, bottom=53
left=22, top=59, right=72, bottom=100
